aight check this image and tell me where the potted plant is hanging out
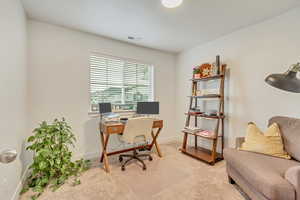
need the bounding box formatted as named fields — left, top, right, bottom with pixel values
left=193, top=66, right=201, bottom=79
left=21, top=118, right=90, bottom=200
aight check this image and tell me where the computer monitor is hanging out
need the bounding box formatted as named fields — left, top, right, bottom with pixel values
left=136, top=102, right=159, bottom=115
left=99, top=103, right=112, bottom=114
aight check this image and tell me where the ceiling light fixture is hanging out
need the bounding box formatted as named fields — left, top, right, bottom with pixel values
left=161, top=0, right=183, bottom=8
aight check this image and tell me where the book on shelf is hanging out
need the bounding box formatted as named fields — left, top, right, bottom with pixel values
left=182, top=127, right=215, bottom=137
left=188, top=111, right=204, bottom=115
left=182, top=126, right=202, bottom=133
left=197, top=130, right=215, bottom=137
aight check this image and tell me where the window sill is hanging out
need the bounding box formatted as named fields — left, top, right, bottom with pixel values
left=88, top=110, right=136, bottom=117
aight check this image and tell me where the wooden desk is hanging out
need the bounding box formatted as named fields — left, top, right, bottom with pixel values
left=99, top=119, right=163, bottom=173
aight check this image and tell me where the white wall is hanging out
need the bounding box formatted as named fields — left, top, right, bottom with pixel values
left=176, top=7, right=300, bottom=148
left=0, top=0, right=28, bottom=199
left=28, top=20, right=177, bottom=159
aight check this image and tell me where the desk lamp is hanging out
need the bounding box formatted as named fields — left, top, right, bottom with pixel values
left=265, top=62, right=300, bottom=93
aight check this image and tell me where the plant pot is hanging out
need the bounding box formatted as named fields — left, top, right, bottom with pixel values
left=194, top=74, right=201, bottom=79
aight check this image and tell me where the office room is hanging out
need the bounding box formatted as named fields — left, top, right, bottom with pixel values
left=1, top=0, right=300, bottom=200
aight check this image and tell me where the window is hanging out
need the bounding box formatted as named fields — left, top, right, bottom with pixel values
left=90, top=54, right=154, bottom=112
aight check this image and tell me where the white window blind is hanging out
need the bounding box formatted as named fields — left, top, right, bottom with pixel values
left=90, top=54, right=154, bottom=112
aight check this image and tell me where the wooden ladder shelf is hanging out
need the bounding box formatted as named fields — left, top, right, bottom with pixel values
left=180, top=64, right=226, bottom=165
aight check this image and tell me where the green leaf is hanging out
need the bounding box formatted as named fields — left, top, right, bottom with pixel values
left=49, top=159, right=54, bottom=167
left=32, top=185, right=43, bottom=193
left=31, top=193, right=41, bottom=200
left=39, top=161, right=47, bottom=170
left=20, top=185, right=29, bottom=194
left=28, top=136, right=35, bottom=142
left=72, top=179, right=81, bottom=186
left=31, top=195, right=37, bottom=200
left=55, top=158, right=61, bottom=165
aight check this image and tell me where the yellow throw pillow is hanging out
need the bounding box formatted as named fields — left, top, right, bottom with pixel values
left=239, top=122, right=291, bottom=159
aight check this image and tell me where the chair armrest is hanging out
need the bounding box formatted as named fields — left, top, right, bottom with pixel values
left=285, top=166, right=300, bottom=200
left=235, top=137, right=245, bottom=149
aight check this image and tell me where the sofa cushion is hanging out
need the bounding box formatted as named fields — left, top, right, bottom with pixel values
left=224, top=148, right=299, bottom=200
left=269, top=116, right=300, bottom=161
left=239, top=122, right=290, bottom=159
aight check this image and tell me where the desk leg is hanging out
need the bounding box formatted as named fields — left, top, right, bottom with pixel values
left=100, top=132, right=110, bottom=173
left=100, top=132, right=104, bottom=163
left=151, top=128, right=162, bottom=157
left=182, top=132, right=188, bottom=150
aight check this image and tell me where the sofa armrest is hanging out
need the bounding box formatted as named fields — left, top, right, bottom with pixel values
left=285, top=166, right=300, bottom=200
left=235, top=137, right=245, bottom=149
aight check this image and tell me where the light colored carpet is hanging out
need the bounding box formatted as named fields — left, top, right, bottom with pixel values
left=20, top=142, right=245, bottom=200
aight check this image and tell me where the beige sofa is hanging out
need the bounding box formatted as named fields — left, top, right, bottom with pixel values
left=224, top=116, right=300, bottom=200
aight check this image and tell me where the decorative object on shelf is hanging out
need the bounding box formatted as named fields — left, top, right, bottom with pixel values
left=216, top=55, right=221, bottom=74
left=196, top=89, right=219, bottom=96
left=205, top=109, right=218, bottom=116
left=161, top=0, right=183, bottom=8
left=198, top=130, right=215, bottom=138
left=193, top=66, right=201, bottom=79
left=265, top=62, right=300, bottom=93
left=21, top=118, right=90, bottom=199
left=183, top=126, right=202, bottom=134
left=200, top=63, right=213, bottom=78
left=196, top=90, right=202, bottom=96
left=189, top=107, right=203, bottom=115
left=192, top=55, right=223, bottom=80
left=211, top=55, right=221, bottom=76
left=193, top=64, right=210, bottom=79
left=211, top=63, right=219, bottom=76
left=181, top=56, right=226, bottom=165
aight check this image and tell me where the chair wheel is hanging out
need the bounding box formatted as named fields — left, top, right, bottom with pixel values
left=149, top=156, right=153, bottom=161
left=121, top=166, right=125, bottom=171
left=119, top=157, right=123, bottom=162
left=143, top=166, right=147, bottom=170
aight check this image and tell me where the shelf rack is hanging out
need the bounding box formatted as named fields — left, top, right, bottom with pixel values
left=188, top=94, right=221, bottom=99
left=184, top=112, right=224, bottom=119
left=180, top=64, right=226, bottom=165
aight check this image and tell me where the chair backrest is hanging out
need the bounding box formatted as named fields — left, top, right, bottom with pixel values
left=269, top=116, right=300, bottom=161
left=121, top=117, right=154, bottom=144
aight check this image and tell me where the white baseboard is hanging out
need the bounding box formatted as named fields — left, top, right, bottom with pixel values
left=77, top=152, right=100, bottom=161
left=11, top=165, right=29, bottom=200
